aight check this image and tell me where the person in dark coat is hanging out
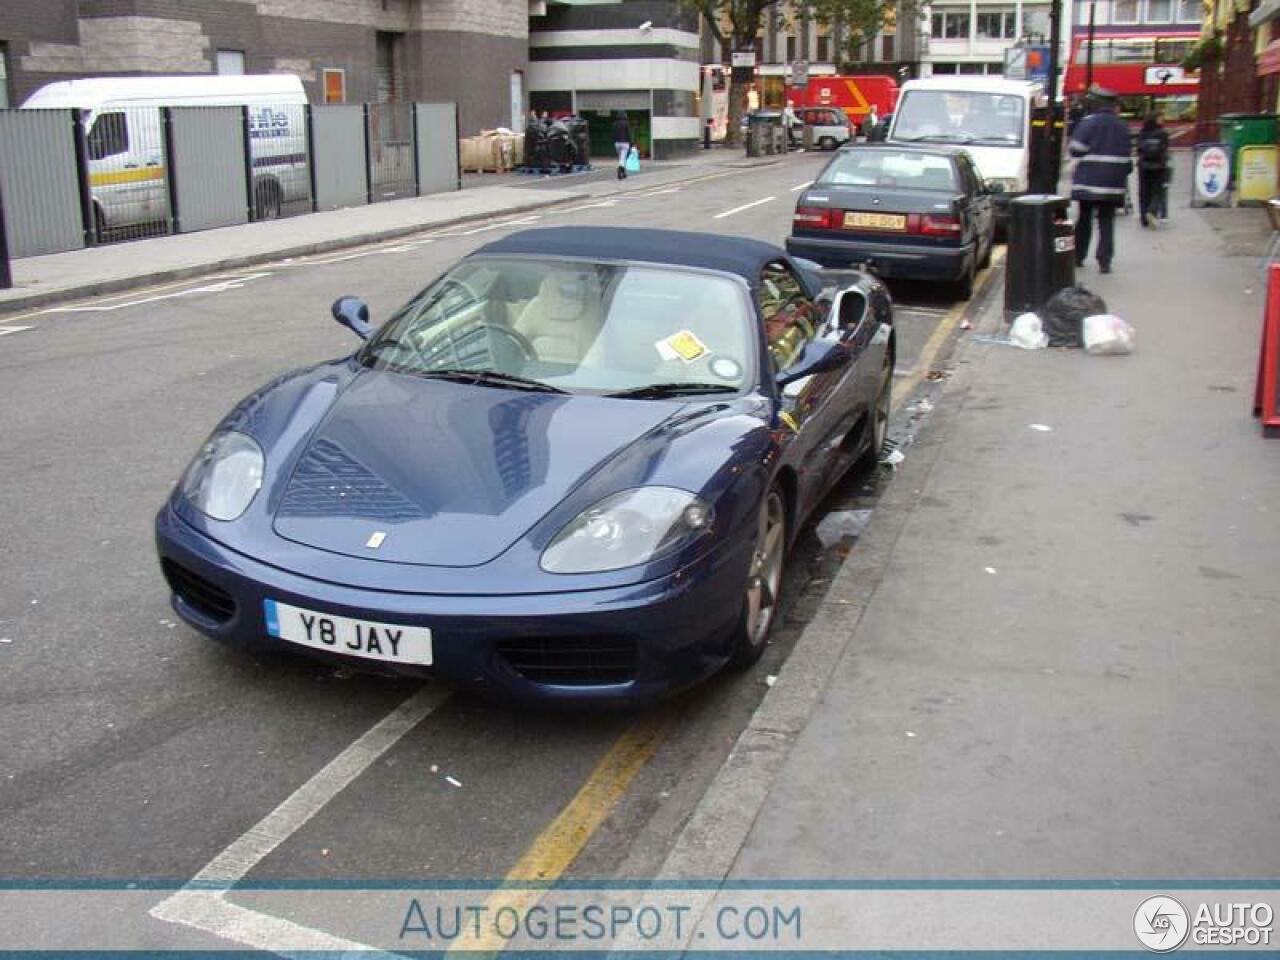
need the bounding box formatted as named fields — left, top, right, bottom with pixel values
left=1069, top=88, right=1132, bottom=273
left=612, top=111, right=632, bottom=180
left=1135, top=112, right=1171, bottom=226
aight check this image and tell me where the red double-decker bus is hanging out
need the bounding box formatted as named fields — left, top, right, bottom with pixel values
left=1063, top=32, right=1199, bottom=138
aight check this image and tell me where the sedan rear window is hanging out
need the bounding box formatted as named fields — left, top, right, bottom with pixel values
left=817, top=150, right=958, bottom=192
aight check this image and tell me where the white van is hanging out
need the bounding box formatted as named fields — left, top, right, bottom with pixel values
left=887, top=76, right=1044, bottom=230
left=22, top=75, right=309, bottom=234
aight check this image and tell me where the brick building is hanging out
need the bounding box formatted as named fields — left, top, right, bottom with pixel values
left=0, top=0, right=528, bottom=135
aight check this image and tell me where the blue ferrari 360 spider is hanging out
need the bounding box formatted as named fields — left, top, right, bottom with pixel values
left=155, top=226, right=894, bottom=703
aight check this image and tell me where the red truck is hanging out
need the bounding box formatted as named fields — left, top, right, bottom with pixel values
left=785, top=75, right=900, bottom=132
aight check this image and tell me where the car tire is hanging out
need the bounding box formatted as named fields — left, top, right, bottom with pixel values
left=728, top=486, right=787, bottom=670
left=819, top=136, right=836, bottom=151
left=857, top=346, right=893, bottom=470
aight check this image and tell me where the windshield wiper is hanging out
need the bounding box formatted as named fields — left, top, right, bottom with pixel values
left=417, top=368, right=568, bottom=394
left=606, top=382, right=739, bottom=399
left=360, top=338, right=415, bottom=365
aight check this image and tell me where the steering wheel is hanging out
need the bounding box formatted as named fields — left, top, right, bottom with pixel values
left=477, top=323, right=537, bottom=364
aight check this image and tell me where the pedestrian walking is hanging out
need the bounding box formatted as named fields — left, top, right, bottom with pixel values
left=1135, top=112, right=1171, bottom=227
left=782, top=99, right=802, bottom=148
left=1069, top=87, right=1132, bottom=274
left=866, top=103, right=880, bottom=139
left=612, top=110, right=632, bottom=180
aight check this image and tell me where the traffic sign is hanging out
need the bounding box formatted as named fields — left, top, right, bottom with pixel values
left=790, top=60, right=809, bottom=88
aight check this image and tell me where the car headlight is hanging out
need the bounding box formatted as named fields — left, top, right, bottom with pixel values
left=541, top=487, right=713, bottom=574
left=180, top=431, right=264, bottom=521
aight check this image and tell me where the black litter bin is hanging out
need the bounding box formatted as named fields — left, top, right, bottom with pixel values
left=523, top=120, right=549, bottom=170
left=562, top=115, right=591, bottom=170
left=1004, top=194, right=1075, bottom=318
left=546, top=120, right=576, bottom=171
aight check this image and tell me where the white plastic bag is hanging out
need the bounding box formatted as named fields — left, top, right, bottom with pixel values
left=1009, top=312, right=1048, bottom=350
left=1083, top=314, right=1136, bottom=356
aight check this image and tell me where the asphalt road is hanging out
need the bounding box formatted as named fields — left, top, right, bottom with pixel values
left=0, top=154, right=994, bottom=925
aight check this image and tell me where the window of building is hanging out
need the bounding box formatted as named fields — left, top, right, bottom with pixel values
left=0, top=43, right=8, bottom=109
left=931, top=9, right=971, bottom=38
left=1023, top=9, right=1049, bottom=38
left=932, top=62, right=959, bottom=73
left=216, top=49, right=245, bottom=75
left=976, top=9, right=1017, bottom=38
left=1112, top=0, right=1140, bottom=23
left=817, top=34, right=831, bottom=62
left=787, top=35, right=797, bottom=62
left=882, top=34, right=895, bottom=59
left=323, top=68, right=346, bottom=104
left=1145, top=0, right=1172, bottom=21
left=1175, top=0, right=1200, bottom=20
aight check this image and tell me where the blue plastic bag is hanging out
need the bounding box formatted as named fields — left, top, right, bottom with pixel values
left=625, top=147, right=640, bottom=174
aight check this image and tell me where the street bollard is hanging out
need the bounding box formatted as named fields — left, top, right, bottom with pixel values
left=1005, top=194, right=1075, bottom=319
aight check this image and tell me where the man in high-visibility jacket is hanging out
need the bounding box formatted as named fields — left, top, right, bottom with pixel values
left=1069, top=88, right=1132, bottom=274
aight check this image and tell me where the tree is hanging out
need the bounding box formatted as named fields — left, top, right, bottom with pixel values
left=685, top=0, right=897, bottom=145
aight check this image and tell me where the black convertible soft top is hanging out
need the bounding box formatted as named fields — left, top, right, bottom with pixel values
left=473, top=226, right=788, bottom=288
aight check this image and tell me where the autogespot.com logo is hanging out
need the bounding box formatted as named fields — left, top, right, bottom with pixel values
left=1134, top=896, right=1191, bottom=952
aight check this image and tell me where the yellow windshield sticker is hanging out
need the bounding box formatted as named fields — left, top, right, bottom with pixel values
left=655, top=330, right=708, bottom=363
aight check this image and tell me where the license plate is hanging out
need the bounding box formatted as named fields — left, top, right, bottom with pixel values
left=845, top=211, right=906, bottom=231
left=264, top=599, right=433, bottom=665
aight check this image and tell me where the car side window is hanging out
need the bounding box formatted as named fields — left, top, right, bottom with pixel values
left=88, top=112, right=128, bottom=160
left=758, top=262, right=819, bottom=372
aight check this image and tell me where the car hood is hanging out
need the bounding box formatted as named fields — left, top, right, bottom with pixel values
left=271, top=371, right=675, bottom=567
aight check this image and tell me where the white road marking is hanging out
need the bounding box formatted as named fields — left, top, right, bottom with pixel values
left=0, top=325, right=34, bottom=337
left=790, top=181, right=813, bottom=192
left=151, top=684, right=448, bottom=950
left=712, top=196, right=776, bottom=219
left=558, top=200, right=620, bottom=213
left=42, top=274, right=273, bottom=314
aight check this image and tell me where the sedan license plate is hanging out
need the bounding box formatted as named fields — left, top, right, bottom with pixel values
left=264, top=599, right=433, bottom=665
left=845, top=211, right=906, bottom=231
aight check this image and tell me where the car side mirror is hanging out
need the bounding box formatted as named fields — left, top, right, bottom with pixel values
left=331, top=296, right=372, bottom=339
left=985, top=179, right=1005, bottom=194
left=776, top=339, right=851, bottom=387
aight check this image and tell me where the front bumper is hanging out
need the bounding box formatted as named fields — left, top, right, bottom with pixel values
left=786, top=234, right=972, bottom=283
left=155, top=505, right=751, bottom=705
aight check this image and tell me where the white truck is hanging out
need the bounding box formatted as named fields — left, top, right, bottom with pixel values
left=22, top=75, right=310, bottom=235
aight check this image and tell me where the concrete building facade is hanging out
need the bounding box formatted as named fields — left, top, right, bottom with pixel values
left=528, top=0, right=702, bottom=159
left=0, top=0, right=528, bottom=135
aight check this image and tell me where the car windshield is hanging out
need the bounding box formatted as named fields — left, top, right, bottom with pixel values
left=893, top=90, right=1026, bottom=146
left=361, top=257, right=755, bottom=396
left=817, top=150, right=958, bottom=192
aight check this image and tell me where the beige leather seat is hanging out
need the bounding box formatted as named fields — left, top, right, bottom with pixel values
left=514, top=271, right=602, bottom=364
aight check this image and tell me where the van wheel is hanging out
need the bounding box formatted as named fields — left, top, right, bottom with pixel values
left=93, top=205, right=107, bottom=244
left=254, top=180, right=283, bottom=220
left=819, top=136, right=836, bottom=151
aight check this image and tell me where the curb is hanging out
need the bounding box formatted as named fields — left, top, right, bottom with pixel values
left=648, top=264, right=1006, bottom=893
left=0, top=194, right=590, bottom=316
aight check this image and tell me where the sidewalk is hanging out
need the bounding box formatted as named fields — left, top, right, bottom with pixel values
left=662, top=165, right=1280, bottom=886
left=0, top=143, right=783, bottom=314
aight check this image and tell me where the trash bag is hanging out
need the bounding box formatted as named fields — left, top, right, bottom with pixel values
left=1009, top=312, right=1048, bottom=350
left=625, top=146, right=640, bottom=174
left=1083, top=314, right=1136, bottom=355
left=1042, top=286, right=1107, bottom=348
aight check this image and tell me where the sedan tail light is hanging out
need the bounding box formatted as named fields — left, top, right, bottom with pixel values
left=914, top=213, right=962, bottom=236
left=793, top=206, right=837, bottom=230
